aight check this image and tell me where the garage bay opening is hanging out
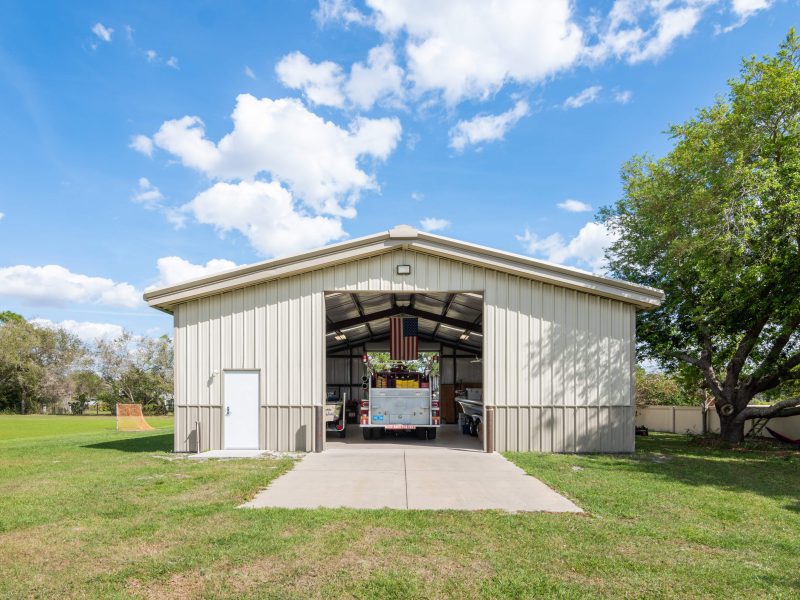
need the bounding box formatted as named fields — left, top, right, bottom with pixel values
left=324, top=292, right=484, bottom=450
left=362, top=351, right=440, bottom=440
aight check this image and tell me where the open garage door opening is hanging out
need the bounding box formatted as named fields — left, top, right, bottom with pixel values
left=324, top=291, right=484, bottom=450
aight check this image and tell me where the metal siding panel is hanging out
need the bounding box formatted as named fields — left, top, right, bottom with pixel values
left=541, top=285, right=554, bottom=406
left=564, top=406, right=576, bottom=452
left=379, top=252, right=392, bottom=289
left=495, top=272, right=508, bottom=410
left=554, top=407, right=565, bottom=452
left=367, top=255, right=381, bottom=290
left=277, top=278, right=289, bottom=407
left=508, top=407, right=518, bottom=452
left=483, top=270, right=495, bottom=408
left=288, top=277, right=301, bottom=405
left=357, top=258, right=370, bottom=289
left=427, top=254, right=441, bottom=289
left=599, top=299, right=610, bottom=408
left=415, top=252, right=428, bottom=290
left=210, top=296, right=221, bottom=408
left=300, top=276, right=311, bottom=405
left=518, top=279, right=531, bottom=409
left=174, top=306, right=184, bottom=449
left=565, top=290, right=577, bottom=407
left=553, top=286, right=565, bottom=408
left=530, top=282, right=540, bottom=406
left=506, top=275, right=518, bottom=407
left=198, top=299, right=209, bottom=406
left=188, top=302, right=199, bottom=406
left=244, top=287, right=256, bottom=368
left=587, top=294, right=597, bottom=407
left=581, top=295, right=590, bottom=406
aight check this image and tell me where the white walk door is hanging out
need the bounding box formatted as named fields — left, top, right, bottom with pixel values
left=223, top=371, right=260, bottom=450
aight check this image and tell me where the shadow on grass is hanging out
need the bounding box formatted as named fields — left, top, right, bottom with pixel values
left=619, top=435, right=800, bottom=512
left=84, top=433, right=173, bottom=453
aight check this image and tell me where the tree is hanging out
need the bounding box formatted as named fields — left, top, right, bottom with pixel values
left=634, top=367, right=702, bottom=407
left=36, top=327, right=88, bottom=412
left=0, top=317, right=87, bottom=413
left=0, top=319, right=43, bottom=413
left=69, top=370, right=107, bottom=414
left=0, top=311, right=25, bottom=324
left=95, top=332, right=173, bottom=414
left=602, top=31, right=800, bottom=442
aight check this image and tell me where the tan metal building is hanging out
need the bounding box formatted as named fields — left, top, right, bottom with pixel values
left=145, top=225, right=663, bottom=453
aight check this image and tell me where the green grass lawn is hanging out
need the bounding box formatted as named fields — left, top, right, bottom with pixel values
left=0, top=414, right=173, bottom=441
left=0, top=417, right=798, bottom=599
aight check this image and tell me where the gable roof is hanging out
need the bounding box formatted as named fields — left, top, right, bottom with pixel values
left=144, top=224, right=664, bottom=312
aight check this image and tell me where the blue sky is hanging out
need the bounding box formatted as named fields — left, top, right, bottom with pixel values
left=0, top=0, right=794, bottom=341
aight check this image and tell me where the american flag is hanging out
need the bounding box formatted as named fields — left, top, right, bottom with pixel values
left=390, top=317, right=418, bottom=360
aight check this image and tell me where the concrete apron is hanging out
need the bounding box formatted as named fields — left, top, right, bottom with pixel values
left=241, top=448, right=582, bottom=513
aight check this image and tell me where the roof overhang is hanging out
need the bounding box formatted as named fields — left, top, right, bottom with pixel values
left=144, top=225, right=664, bottom=313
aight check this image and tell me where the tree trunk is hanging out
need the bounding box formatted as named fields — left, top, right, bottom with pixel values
left=719, top=415, right=745, bottom=443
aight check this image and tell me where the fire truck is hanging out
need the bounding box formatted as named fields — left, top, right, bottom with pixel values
left=359, top=368, right=440, bottom=440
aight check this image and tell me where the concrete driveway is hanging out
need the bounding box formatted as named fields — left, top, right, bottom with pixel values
left=242, top=444, right=581, bottom=513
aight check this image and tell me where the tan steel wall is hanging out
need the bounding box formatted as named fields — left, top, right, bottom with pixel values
left=173, top=248, right=636, bottom=452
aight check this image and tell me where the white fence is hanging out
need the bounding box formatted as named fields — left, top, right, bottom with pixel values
left=635, top=405, right=800, bottom=440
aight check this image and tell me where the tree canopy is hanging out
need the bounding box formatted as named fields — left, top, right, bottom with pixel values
left=602, top=30, right=800, bottom=442
left=0, top=315, right=173, bottom=415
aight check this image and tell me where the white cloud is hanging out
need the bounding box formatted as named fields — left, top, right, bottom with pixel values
left=314, top=0, right=369, bottom=26
left=449, top=100, right=529, bottom=151
left=419, top=217, right=450, bottom=232
left=275, top=52, right=346, bottom=108
left=311, top=1, right=776, bottom=109
left=720, top=0, right=772, bottom=32
left=517, top=221, right=618, bottom=271
left=152, top=256, right=240, bottom=288
left=590, top=1, right=707, bottom=65
left=92, top=23, right=113, bottom=42
left=31, top=318, right=124, bottom=344
left=131, top=177, right=163, bottom=207
left=365, top=0, right=584, bottom=104
left=166, top=56, right=179, bottom=69
left=151, top=94, right=402, bottom=217
left=129, top=134, right=154, bottom=157
left=164, top=208, right=186, bottom=229
left=145, top=49, right=158, bottom=62
left=411, top=192, right=424, bottom=201
left=731, top=0, right=772, bottom=18
left=183, top=180, right=347, bottom=257
left=563, top=85, right=601, bottom=109
left=557, top=199, right=592, bottom=213
left=129, top=177, right=185, bottom=227
left=244, top=65, right=257, bottom=80
left=0, top=265, right=141, bottom=308
left=614, top=89, right=633, bottom=104
left=0, top=212, right=4, bottom=221
left=276, top=46, right=404, bottom=111
left=346, top=44, right=405, bottom=109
